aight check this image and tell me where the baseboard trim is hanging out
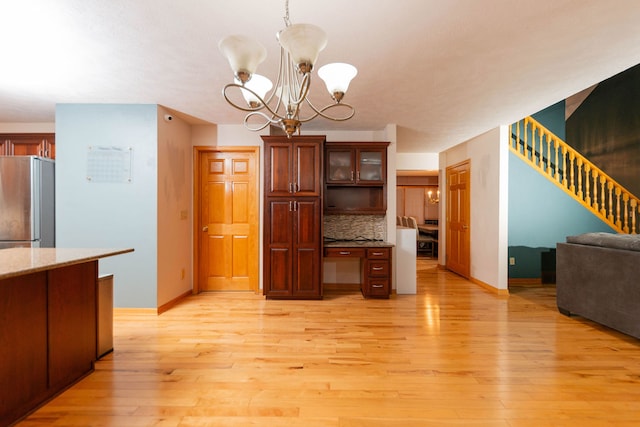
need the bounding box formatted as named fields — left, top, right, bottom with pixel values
left=113, top=308, right=156, bottom=315
left=470, top=276, right=510, bottom=296
left=157, top=290, right=192, bottom=314
left=508, top=278, right=543, bottom=286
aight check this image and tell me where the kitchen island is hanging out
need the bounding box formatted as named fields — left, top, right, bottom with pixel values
left=0, top=247, right=133, bottom=426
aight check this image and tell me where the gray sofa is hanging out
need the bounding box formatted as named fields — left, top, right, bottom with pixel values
left=556, top=232, right=640, bottom=339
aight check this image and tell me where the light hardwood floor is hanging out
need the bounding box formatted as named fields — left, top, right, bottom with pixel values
left=18, top=260, right=640, bottom=426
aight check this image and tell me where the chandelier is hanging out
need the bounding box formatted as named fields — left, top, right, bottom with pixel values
left=428, top=190, right=440, bottom=204
left=218, top=0, right=357, bottom=138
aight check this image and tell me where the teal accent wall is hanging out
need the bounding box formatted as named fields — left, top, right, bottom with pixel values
left=56, top=104, right=159, bottom=308
left=508, top=102, right=615, bottom=279
left=532, top=100, right=566, bottom=140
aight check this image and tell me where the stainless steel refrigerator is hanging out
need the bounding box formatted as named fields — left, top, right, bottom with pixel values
left=0, top=156, right=55, bottom=248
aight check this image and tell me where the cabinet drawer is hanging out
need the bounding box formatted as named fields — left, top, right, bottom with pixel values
left=365, top=278, right=389, bottom=297
left=324, top=247, right=366, bottom=258
left=367, top=260, right=389, bottom=277
left=366, top=248, right=389, bottom=259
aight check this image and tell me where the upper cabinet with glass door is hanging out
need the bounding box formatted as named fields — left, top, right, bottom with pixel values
left=358, top=150, right=383, bottom=183
left=325, top=142, right=388, bottom=185
left=324, top=142, right=389, bottom=214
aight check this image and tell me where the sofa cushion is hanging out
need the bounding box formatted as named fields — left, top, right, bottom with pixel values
left=566, top=232, right=640, bottom=252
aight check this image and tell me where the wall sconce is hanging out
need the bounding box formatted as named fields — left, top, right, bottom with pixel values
left=428, top=190, right=440, bottom=204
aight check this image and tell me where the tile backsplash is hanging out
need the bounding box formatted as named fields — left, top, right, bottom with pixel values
left=324, top=215, right=387, bottom=241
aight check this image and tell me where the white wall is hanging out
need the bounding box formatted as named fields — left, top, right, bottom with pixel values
left=191, top=124, right=218, bottom=146
left=56, top=104, right=159, bottom=308
left=396, top=152, right=439, bottom=171
left=442, top=126, right=508, bottom=291
left=157, top=106, right=193, bottom=307
left=384, top=124, right=398, bottom=246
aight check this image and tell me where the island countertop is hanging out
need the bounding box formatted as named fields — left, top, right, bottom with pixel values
left=0, top=247, right=134, bottom=280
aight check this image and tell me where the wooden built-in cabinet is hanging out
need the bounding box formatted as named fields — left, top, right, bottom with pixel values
left=323, top=246, right=391, bottom=298
left=324, top=141, right=389, bottom=214
left=363, top=248, right=391, bottom=298
left=262, top=135, right=324, bottom=299
left=265, top=137, right=322, bottom=197
left=0, top=133, right=55, bottom=158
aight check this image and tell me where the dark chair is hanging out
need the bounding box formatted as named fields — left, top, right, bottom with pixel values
left=408, top=217, right=436, bottom=257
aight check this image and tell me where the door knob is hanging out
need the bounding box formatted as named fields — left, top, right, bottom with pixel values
left=202, top=226, right=208, bottom=232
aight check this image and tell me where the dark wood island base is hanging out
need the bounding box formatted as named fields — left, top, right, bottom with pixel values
left=0, top=248, right=133, bottom=426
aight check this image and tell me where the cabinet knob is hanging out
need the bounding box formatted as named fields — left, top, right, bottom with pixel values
left=339, top=251, right=351, bottom=255
left=372, top=284, right=384, bottom=288
left=372, top=266, right=384, bottom=271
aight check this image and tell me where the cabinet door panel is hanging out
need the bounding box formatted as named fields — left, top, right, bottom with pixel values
left=295, top=199, right=321, bottom=246
left=326, top=149, right=354, bottom=183
left=268, top=248, right=292, bottom=295
left=264, top=199, right=293, bottom=296
left=266, top=143, right=292, bottom=196
left=293, top=199, right=321, bottom=297
left=294, top=247, right=320, bottom=296
left=0, top=272, right=48, bottom=425
left=267, top=200, right=293, bottom=245
left=48, top=261, right=97, bottom=388
left=358, top=150, right=383, bottom=182
left=294, top=143, right=321, bottom=196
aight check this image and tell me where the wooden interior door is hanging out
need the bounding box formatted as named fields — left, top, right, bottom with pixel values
left=198, top=148, right=258, bottom=291
left=446, top=160, right=471, bottom=278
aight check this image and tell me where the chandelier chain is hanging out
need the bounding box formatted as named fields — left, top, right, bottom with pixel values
left=283, top=0, right=291, bottom=27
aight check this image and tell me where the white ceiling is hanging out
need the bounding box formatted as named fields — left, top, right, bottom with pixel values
left=2, top=0, right=640, bottom=153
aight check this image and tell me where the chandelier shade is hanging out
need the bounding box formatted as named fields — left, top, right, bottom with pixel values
left=218, top=35, right=267, bottom=82
left=277, top=23, right=327, bottom=72
left=219, top=0, right=357, bottom=137
left=318, top=63, right=358, bottom=102
left=237, top=74, right=273, bottom=107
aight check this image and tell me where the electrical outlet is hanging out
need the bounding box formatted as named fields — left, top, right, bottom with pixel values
left=509, top=257, right=516, bottom=266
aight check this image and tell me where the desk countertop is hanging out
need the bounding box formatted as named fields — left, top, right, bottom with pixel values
left=323, top=240, right=394, bottom=248
left=0, top=247, right=134, bottom=280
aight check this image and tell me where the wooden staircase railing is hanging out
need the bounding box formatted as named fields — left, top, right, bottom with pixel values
left=509, top=116, right=640, bottom=234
